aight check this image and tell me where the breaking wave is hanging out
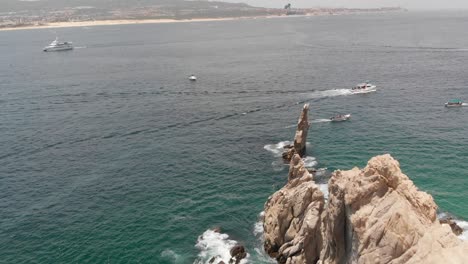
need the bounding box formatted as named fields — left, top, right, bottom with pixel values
left=455, top=220, right=468, bottom=241
left=302, top=156, right=318, bottom=168
left=319, top=184, right=329, bottom=200
left=437, top=213, right=468, bottom=241
left=263, top=141, right=292, bottom=157
left=252, top=212, right=276, bottom=263
left=194, top=229, right=249, bottom=264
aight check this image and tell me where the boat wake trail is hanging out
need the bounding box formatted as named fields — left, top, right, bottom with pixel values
left=74, top=46, right=87, bottom=49
left=312, top=118, right=332, bottom=123
left=308, top=88, right=352, bottom=99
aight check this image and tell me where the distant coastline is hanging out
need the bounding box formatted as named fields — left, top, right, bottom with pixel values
left=0, top=17, right=251, bottom=31
left=0, top=7, right=405, bottom=31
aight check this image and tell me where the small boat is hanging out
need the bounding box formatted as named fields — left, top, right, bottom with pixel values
left=189, top=75, right=197, bottom=81
left=445, top=99, right=464, bottom=107
left=330, top=114, right=351, bottom=122
left=351, top=81, right=377, bottom=94
left=43, top=38, right=73, bottom=52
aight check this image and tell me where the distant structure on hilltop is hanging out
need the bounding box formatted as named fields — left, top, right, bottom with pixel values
left=283, top=3, right=303, bottom=16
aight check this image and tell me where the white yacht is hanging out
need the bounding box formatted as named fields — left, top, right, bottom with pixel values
left=189, top=75, right=197, bottom=81
left=43, top=38, right=73, bottom=52
left=351, top=81, right=377, bottom=94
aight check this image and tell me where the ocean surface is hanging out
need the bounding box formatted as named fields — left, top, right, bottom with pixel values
left=1, top=11, right=467, bottom=263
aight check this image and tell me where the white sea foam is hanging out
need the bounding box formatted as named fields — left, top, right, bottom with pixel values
left=263, top=141, right=292, bottom=157
left=437, top=213, right=468, bottom=241
left=252, top=212, right=276, bottom=263
left=194, top=229, right=249, bottom=264
left=270, top=160, right=287, bottom=171
left=160, top=249, right=183, bottom=263
left=319, top=184, right=329, bottom=200
left=253, top=220, right=264, bottom=237
left=302, top=156, right=318, bottom=168
left=453, top=220, right=468, bottom=241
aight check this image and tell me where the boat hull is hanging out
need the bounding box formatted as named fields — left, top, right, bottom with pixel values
left=351, top=85, right=377, bottom=94
left=330, top=114, right=351, bottom=122
left=445, top=103, right=464, bottom=107
left=43, top=46, right=74, bottom=52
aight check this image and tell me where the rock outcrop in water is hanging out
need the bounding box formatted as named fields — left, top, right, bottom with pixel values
left=264, top=154, right=468, bottom=264
left=282, top=104, right=310, bottom=161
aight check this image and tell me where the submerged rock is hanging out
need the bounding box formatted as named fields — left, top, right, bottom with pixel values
left=229, top=245, right=247, bottom=264
left=264, top=154, right=468, bottom=264
left=282, top=104, right=310, bottom=161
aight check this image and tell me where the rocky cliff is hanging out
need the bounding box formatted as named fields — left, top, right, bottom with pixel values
left=264, top=154, right=468, bottom=264
left=282, top=104, right=310, bottom=161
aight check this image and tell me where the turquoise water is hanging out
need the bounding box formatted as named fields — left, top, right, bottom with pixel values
left=1, top=11, right=467, bottom=263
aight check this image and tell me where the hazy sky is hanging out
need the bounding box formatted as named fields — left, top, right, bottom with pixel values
left=220, top=0, right=468, bottom=9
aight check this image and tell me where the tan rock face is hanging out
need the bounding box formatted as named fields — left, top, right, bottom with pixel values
left=320, top=154, right=468, bottom=264
left=265, top=154, right=468, bottom=264
left=282, top=104, right=310, bottom=161
left=264, top=154, right=324, bottom=264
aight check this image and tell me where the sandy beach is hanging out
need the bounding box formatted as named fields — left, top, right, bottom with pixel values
left=0, top=16, right=285, bottom=31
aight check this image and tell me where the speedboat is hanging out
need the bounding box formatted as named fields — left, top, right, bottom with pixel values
left=189, top=75, right=197, bottom=81
left=445, top=99, right=464, bottom=107
left=43, top=38, right=73, bottom=52
left=330, top=114, right=351, bottom=122
left=351, top=81, right=377, bottom=94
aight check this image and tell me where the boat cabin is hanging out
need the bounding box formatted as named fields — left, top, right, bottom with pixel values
left=446, top=99, right=463, bottom=106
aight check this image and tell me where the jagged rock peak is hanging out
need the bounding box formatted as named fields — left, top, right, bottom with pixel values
left=282, top=104, right=310, bottom=161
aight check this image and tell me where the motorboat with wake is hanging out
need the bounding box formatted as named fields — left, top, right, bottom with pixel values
left=445, top=99, right=464, bottom=107
left=351, top=81, right=377, bottom=94
left=43, top=38, right=73, bottom=52
left=189, top=74, right=197, bottom=81
left=330, top=114, right=351, bottom=122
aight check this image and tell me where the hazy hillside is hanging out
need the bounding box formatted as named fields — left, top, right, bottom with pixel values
left=0, top=0, right=403, bottom=28
left=0, top=0, right=274, bottom=27
left=1, top=0, right=252, bottom=12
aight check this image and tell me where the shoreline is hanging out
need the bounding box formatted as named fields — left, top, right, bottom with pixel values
left=0, top=16, right=287, bottom=31
left=0, top=9, right=403, bottom=32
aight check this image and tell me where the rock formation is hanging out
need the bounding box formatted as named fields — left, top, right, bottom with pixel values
left=282, top=104, right=310, bottom=161
left=264, top=154, right=324, bottom=264
left=264, top=154, right=468, bottom=264
left=229, top=245, right=247, bottom=264
left=440, top=217, right=463, bottom=236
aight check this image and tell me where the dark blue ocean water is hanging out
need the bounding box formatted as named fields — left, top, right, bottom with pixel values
left=1, top=11, right=467, bottom=263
